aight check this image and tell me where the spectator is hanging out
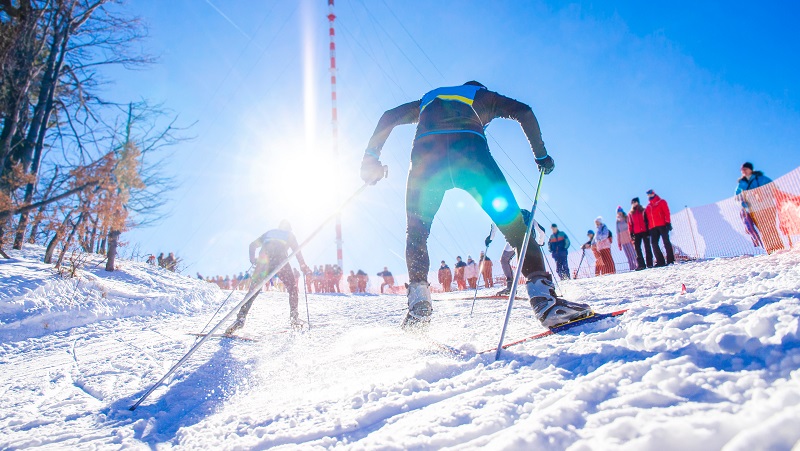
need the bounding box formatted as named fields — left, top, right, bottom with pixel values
left=147, top=255, right=156, bottom=266
left=332, top=265, right=343, bottom=293
left=465, top=256, right=478, bottom=289
left=594, top=217, right=616, bottom=275
left=312, top=266, right=322, bottom=293
left=628, top=197, right=653, bottom=270
left=164, top=252, right=177, bottom=272
left=377, top=266, right=395, bottom=294
left=616, top=207, right=637, bottom=271
left=645, top=189, right=674, bottom=266
left=157, top=252, right=165, bottom=268
left=437, top=260, right=453, bottom=292
left=581, top=230, right=603, bottom=276
left=496, top=242, right=515, bottom=295
left=548, top=223, right=570, bottom=280
left=196, top=272, right=203, bottom=280
left=736, top=162, right=784, bottom=254
left=479, top=251, right=494, bottom=288
left=347, top=270, right=358, bottom=293
left=356, top=269, right=368, bottom=293
left=454, top=256, right=467, bottom=290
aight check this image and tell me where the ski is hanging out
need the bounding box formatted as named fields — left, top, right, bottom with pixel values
left=435, top=295, right=528, bottom=302
left=478, top=309, right=628, bottom=354
left=187, top=332, right=260, bottom=342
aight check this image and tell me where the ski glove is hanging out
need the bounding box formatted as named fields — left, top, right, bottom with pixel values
left=360, top=153, right=385, bottom=185
left=667, top=223, right=673, bottom=231
left=536, top=155, right=555, bottom=175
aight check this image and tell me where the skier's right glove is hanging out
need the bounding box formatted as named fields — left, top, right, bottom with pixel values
left=360, top=150, right=385, bottom=185
left=535, top=154, right=555, bottom=175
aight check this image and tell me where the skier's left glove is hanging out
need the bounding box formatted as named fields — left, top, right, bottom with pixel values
left=667, top=223, right=673, bottom=231
left=360, top=150, right=385, bottom=185
left=535, top=154, right=555, bottom=175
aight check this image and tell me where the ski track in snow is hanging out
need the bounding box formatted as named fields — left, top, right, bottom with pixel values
left=1, top=247, right=800, bottom=449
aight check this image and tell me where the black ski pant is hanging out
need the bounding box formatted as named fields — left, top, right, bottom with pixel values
left=237, top=254, right=298, bottom=321
left=650, top=226, right=674, bottom=266
left=552, top=251, right=570, bottom=280
left=405, top=133, right=546, bottom=283
left=633, top=232, right=653, bottom=269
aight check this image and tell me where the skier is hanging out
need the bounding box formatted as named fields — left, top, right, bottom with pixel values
left=225, top=220, right=310, bottom=334
left=360, top=81, right=591, bottom=328
left=547, top=224, right=571, bottom=280
left=496, top=242, right=516, bottom=295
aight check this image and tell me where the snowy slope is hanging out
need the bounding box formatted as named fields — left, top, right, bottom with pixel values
left=1, top=247, right=799, bottom=450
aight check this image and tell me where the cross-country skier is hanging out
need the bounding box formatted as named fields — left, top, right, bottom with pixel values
left=225, top=220, right=310, bottom=334
left=360, top=81, right=592, bottom=328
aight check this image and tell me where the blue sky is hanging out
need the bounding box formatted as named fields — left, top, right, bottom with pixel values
left=110, top=0, right=800, bottom=280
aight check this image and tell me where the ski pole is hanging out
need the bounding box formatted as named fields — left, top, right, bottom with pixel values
left=130, top=182, right=370, bottom=411
left=574, top=249, right=586, bottom=279
left=303, top=273, right=311, bottom=329
left=470, top=224, right=496, bottom=316
left=494, top=168, right=545, bottom=361
left=194, top=263, right=256, bottom=340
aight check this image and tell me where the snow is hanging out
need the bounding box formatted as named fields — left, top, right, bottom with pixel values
left=1, top=246, right=800, bottom=449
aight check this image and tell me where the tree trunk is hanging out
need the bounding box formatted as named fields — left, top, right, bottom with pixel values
left=13, top=15, right=71, bottom=250
left=105, top=230, right=120, bottom=271
left=26, top=167, right=59, bottom=244
left=56, top=213, right=83, bottom=269
left=44, top=209, right=73, bottom=264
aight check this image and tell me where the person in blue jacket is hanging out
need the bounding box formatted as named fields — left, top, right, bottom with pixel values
left=547, top=224, right=571, bottom=280
left=736, top=162, right=783, bottom=253
left=360, top=81, right=591, bottom=329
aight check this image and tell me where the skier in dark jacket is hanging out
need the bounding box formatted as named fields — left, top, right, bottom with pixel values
left=547, top=224, right=570, bottom=280
left=226, top=220, right=310, bottom=334
left=360, top=81, right=591, bottom=328
left=736, top=162, right=783, bottom=253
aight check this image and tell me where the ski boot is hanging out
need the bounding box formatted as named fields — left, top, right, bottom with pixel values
left=527, top=274, right=592, bottom=328
left=290, top=311, right=306, bottom=330
left=401, top=282, right=433, bottom=331
left=225, top=316, right=246, bottom=335
left=495, top=280, right=512, bottom=296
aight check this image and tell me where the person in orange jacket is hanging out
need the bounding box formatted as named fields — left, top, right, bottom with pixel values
left=479, top=251, right=494, bottom=288
left=437, top=261, right=453, bottom=292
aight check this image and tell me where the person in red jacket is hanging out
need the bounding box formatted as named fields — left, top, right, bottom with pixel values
left=645, top=189, right=674, bottom=266
left=628, top=197, right=653, bottom=270
left=437, top=261, right=453, bottom=292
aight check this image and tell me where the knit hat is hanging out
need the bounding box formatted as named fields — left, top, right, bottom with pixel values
left=646, top=189, right=655, bottom=195
left=551, top=223, right=558, bottom=228
left=587, top=230, right=595, bottom=235
left=742, top=162, right=754, bottom=170
left=595, top=216, right=603, bottom=223
left=631, top=197, right=640, bottom=204
left=617, top=206, right=624, bottom=214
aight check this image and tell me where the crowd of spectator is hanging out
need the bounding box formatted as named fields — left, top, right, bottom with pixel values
left=306, top=264, right=343, bottom=293
left=146, top=252, right=178, bottom=272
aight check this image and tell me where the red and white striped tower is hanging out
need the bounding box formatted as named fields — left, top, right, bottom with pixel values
left=328, top=0, right=343, bottom=269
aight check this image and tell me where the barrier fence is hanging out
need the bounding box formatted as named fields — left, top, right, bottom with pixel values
left=566, top=166, right=800, bottom=279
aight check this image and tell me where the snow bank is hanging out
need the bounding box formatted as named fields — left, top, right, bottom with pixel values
left=1, top=247, right=799, bottom=449
left=0, top=245, right=220, bottom=342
